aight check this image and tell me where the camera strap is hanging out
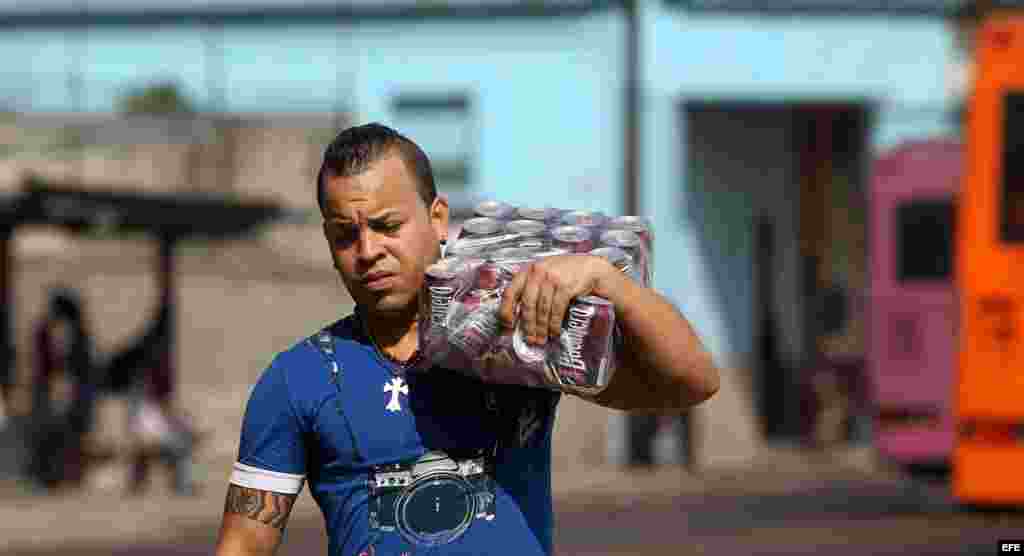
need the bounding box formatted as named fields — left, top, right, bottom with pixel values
left=309, top=322, right=501, bottom=546
left=307, top=325, right=368, bottom=463
left=310, top=328, right=341, bottom=385
left=308, top=322, right=508, bottom=470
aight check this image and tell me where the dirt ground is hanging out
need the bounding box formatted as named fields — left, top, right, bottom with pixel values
left=6, top=446, right=1020, bottom=556
left=0, top=447, right=875, bottom=554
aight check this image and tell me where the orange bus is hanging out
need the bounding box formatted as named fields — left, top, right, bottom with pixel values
left=954, top=11, right=1024, bottom=506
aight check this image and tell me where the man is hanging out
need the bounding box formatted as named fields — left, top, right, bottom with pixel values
left=28, top=288, right=96, bottom=490
left=214, top=123, right=719, bottom=556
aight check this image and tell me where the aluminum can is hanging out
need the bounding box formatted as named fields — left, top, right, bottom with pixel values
left=600, top=228, right=648, bottom=285
left=476, top=261, right=504, bottom=291
left=607, top=215, right=652, bottom=252
left=474, top=200, right=517, bottom=221
left=550, top=225, right=593, bottom=254
left=490, top=247, right=539, bottom=277
left=450, top=291, right=502, bottom=360
left=460, top=217, right=504, bottom=238
left=504, top=219, right=548, bottom=239
left=421, top=259, right=469, bottom=362
left=590, top=246, right=637, bottom=278
left=600, top=229, right=642, bottom=256
left=517, top=238, right=548, bottom=250
left=560, top=210, right=606, bottom=228
left=554, top=295, right=615, bottom=389
left=424, top=261, right=461, bottom=326
left=516, top=206, right=560, bottom=223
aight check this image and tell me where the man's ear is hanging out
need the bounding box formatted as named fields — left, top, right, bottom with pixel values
left=430, top=194, right=450, bottom=242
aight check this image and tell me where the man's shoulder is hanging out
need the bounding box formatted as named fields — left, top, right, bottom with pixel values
left=263, top=314, right=359, bottom=381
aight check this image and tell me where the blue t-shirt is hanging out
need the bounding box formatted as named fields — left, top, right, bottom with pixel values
left=229, top=314, right=562, bottom=555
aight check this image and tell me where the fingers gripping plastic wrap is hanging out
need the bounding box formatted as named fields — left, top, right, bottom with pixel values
left=418, top=201, right=654, bottom=397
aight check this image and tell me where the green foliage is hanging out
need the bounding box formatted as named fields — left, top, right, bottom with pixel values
left=117, top=81, right=195, bottom=116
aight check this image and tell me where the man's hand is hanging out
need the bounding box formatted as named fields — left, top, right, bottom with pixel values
left=498, top=254, right=620, bottom=344
left=498, top=252, right=719, bottom=412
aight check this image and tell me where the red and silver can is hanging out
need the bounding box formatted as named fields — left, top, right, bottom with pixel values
left=607, top=215, right=652, bottom=251
left=476, top=261, right=504, bottom=291
left=490, top=247, right=537, bottom=275
left=560, top=210, right=606, bottom=228
left=449, top=303, right=502, bottom=360
left=590, top=246, right=637, bottom=278
left=516, top=206, right=560, bottom=223
left=517, top=238, right=548, bottom=250
left=423, top=262, right=460, bottom=328
left=600, top=229, right=642, bottom=256
left=460, top=217, right=504, bottom=238
left=555, top=295, right=615, bottom=389
left=474, top=200, right=516, bottom=221
left=600, top=229, right=648, bottom=284
left=550, top=225, right=593, bottom=254
left=421, top=259, right=468, bottom=362
left=504, top=219, right=547, bottom=239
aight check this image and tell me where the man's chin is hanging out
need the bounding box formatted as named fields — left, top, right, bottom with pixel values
left=358, top=292, right=417, bottom=315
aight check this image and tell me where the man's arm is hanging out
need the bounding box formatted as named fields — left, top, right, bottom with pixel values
left=588, top=270, right=720, bottom=411
left=214, top=484, right=297, bottom=556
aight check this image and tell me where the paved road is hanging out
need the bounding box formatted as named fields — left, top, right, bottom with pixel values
left=6, top=463, right=1021, bottom=556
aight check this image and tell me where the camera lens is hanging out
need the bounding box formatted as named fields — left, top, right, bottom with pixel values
left=396, top=475, right=476, bottom=546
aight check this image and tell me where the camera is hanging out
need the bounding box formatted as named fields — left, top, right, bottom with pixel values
left=369, top=450, right=496, bottom=547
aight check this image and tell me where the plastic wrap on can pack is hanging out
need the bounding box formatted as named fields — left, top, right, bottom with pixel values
left=515, top=206, right=562, bottom=225
left=473, top=200, right=517, bottom=221
left=457, top=217, right=505, bottom=240
left=606, top=215, right=654, bottom=283
left=590, top=246, right=641, bottom=283
left=560, top=210, right=607, bottom=228
left=598, top=229, right=649, bottom=286
left=418, top=201, right=653, bottom=396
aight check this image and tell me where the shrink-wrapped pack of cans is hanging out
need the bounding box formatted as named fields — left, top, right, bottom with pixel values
left=418, top=200, right=653, bottom=396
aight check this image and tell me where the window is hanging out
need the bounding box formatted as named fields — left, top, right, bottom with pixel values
left=391, top=93, right=475, bottom=196
left=1002, top=92, right=1024, bottom=243
left=896, top=199, right=954, bottom=282
left=665, top=0, right=955, bottom=15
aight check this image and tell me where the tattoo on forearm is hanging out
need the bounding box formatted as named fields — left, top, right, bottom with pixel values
left=224, top=484, right=296, bottom=530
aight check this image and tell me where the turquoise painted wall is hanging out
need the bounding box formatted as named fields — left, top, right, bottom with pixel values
left=0, top=3, right=960, bottom=370
left=0, top=14, right=625, bottom=215
left=641, top=5, right=957, bottom=367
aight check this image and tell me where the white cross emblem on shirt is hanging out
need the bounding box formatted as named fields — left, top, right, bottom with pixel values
left=384, top=377, right=408, bottom=413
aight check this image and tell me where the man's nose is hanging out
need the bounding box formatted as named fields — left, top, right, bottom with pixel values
left=356, top=228, right=382, bottom=261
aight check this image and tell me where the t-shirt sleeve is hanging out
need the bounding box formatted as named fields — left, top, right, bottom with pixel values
left=229, top=357, right=308, bottom=495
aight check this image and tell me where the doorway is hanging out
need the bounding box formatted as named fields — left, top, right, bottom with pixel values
left=682, top=100, right=870, bottom=442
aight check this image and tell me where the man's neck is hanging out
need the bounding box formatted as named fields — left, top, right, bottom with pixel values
left=361, top=306, right=420, bottom=362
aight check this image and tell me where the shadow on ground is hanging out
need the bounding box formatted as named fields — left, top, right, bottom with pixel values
left=7, top=469, right=1023, bottom=556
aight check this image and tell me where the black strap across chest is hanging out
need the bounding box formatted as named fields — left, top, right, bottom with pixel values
left=306, top=324, right=510, bottom=460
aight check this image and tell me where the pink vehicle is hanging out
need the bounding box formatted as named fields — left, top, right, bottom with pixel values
left=867, top=138, right=961, bottom=476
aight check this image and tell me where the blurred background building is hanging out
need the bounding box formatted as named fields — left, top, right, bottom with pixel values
left=0, top=0, right=966, bottom=488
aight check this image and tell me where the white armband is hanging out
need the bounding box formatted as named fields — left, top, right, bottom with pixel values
left=230, top=462, right=305, bottom=495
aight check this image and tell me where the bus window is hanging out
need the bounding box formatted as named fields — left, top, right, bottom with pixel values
left=1002, top=92, right=1024, bottom=243
left=896, top=200, right=954, bottom=282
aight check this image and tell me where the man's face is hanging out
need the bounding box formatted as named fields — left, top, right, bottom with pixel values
left=321, top=152, right=449, bottom=317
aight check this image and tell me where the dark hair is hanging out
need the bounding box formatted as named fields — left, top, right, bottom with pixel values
left=49, top=288, right=82, bottom=322
left=45, top=287, right=95, bottom=432
left=316, top=122, right=437, bottom=212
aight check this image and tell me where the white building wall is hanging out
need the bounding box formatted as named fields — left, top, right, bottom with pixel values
left=0, top=3, right=963, bottom=469
left=624, top=3, right=958, bottom=467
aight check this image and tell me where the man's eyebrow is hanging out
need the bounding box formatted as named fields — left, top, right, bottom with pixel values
left=366, top=210, right=402, bottom=222
left=327, top=210, right=401, bottom=224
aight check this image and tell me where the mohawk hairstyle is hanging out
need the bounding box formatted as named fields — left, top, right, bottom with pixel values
left=316, top=122, right=437, bottom=212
